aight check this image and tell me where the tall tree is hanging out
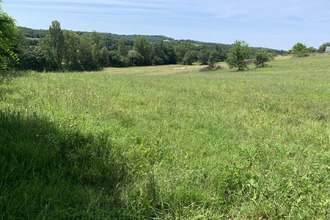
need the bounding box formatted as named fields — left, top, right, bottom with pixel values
left=133, top=37, right=152, bottom=66
left=198, top=49, right=210, bottom=65
left=63, top=30, right=80, bottom=71
left=0, top=1, right=19, bottom=72
left=48, top=20, right=64, bottom=70
left=226, top=40, right=250, bottom=71
left=118, top=38, right=128, bottom=57
left=208, top=51, right=220, bottom=65
left=78, top=34, right=96, bottom=71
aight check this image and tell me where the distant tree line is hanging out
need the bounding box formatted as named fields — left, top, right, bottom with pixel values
left=2, top=15, right=327, bottom=74
left=12, top=20, right=289, bottom=72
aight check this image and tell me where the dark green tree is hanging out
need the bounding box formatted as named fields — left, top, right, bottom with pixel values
left=0, top=1, right=19, bottom=72
left=216, top=45, right=228, bottom=61
left=16, top=46, right=46, bottom=72
left=198, top=49, right=210, bottom=65
left=108, top=50, right=124, bottom=67
left=208, top=51, right=220, bottom=65
left=133, top=37, right=152, bottom=66
left=127, top=50, right=143, bottom=66
left=63, top=30, right=80, bottom=71
left=99, top=47, right=109, bottom=67
left=78, top=34, right=97, bottom=71
left=91, top=31, right=104, bottom=69
left=182, top=50, right=197, bottom=65
left=253, top=51, right=274, bottom=68
left=47, top=20, right=64, bottom=70
left=118, top=38, right=128, bottom=57
left=289, top=42, right=309, bottom=57
left=226, top=40, right=250, bottom=71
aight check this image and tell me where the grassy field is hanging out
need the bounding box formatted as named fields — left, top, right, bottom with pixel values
left=0, top=54, right=329, bottom=219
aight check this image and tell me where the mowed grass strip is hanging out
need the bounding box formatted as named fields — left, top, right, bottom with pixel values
left=0, top=54, right=329, bottom=219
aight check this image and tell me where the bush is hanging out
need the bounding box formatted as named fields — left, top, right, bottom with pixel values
left=226, top=40, right=250, bottom=71
left=253, top=51, right=274, bottom=68
left=289, top=42, right=309, bottom=57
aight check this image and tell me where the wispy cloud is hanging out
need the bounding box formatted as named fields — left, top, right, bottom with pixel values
left=3, top=0, right=330, bottom=50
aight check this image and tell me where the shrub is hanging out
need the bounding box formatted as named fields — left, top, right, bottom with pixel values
left=226, top=40, right=250, bottom=71
left=253, top=51, right=274, bottom=68
left=289, top=42, right=309, bottom=57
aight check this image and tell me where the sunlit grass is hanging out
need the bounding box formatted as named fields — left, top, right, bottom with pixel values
left=0, top=54, right=329, bottom=219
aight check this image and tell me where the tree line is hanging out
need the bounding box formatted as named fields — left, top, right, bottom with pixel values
left=13, top=20, right=289, bottom=72
left=15, top=20, right=232, bottom=72
left=1, top=3, right=326, bottom=74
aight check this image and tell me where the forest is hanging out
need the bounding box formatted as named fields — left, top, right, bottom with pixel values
left=13, top=21, right=286, bottom=72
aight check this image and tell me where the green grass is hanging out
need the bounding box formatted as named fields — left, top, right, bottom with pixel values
left=1, top=54, right=329, bottom=219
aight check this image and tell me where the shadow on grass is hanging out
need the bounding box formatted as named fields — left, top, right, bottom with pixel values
left=0, top=110, right=128, bottom=219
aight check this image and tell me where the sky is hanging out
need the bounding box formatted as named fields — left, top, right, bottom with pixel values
left=2, top=0, right=330, bottom=50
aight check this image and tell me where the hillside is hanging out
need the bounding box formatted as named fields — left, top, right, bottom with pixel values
left=18, top=26, right=286, bottom=55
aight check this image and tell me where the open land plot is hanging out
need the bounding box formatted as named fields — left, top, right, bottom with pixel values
left=0, top=54, right=329, bottom=219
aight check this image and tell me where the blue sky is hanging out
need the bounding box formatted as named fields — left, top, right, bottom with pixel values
left=3, top=0, right=330, bottom=50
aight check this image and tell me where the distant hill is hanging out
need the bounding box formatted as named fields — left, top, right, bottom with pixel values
left=18, top=26, right=286, bottom=55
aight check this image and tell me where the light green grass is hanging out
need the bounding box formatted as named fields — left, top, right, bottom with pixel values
left=1, top=54, right=329, bottom=219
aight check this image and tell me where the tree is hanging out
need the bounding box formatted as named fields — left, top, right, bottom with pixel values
left=133, top=37, right=152, bottom=66
left=318, top=42, right=330, bottom=52
left=198, top=49, right=210, bottom=65
left=0, top=1, right=19, bottom=72
left=182, top=50, right=197, bottom=65
left=78, top=34, right=97, bottom=71
left=289, top=42, right=309, bottom=57
left=127, top=50, right=143, bottom=66
left=16, top=46, right=46, bottom=72
left=63, top=30, right=80, bottom=71
left=226, top=40, right=250, bottom=71
left=253, top=51, right=274, bottom=68
left=208, top=51, right=220, bottom=65
left=118, top=38, right=128, bottom=57
left=216, top=45, right=228, bottom=61
left=47, top=20, right=64, bottom=70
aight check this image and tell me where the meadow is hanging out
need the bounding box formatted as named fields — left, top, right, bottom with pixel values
left=0, top=54, right=329, bottom=219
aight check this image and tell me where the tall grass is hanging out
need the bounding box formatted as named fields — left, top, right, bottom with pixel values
left=1, top=54, right=329, bottom=219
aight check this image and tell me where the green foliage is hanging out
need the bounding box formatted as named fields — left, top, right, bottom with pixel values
left=0, top=54, right=330, bottom=218
left=63, top=30, right=80, bottom=71
left=226, top=40, right=251, bottom=71
left=318, top=42, right=330, bottom=52
left=151, top=40, right=176, bottom=65
left=47, top=20, right=64, bottom=70
left=208, top=51, right=220, bottom=65
left=78, top=34, right=98, bottom=71
left=117, top=38, right=128, bottom=57
left=253, top=51, right=274, bottom=68
left=182, top=50, right=197, bottom=65
left=198, top=49, right=210, bottom=65
left=289, top=42, right=309, bottom=57
left=127, top=50, right=143, bottom=66
left=16, top=46, right=46, bottom=71
left=0, top=3, right=19, bottom=72
left=133, top=37, right=152, bottom=66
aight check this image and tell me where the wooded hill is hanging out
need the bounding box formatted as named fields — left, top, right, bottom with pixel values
left=19, top=26, right=286, bottom=55
left=15, top=24, right=286, bottom=72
